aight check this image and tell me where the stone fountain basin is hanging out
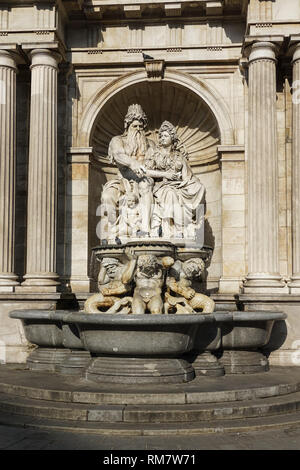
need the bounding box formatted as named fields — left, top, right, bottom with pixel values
left=9, top=310, right=84, bottom=350
left=220, top=311, right=287, bottom=349
left=9, top=310, right=286, bottom=354
left=62, top=312, right=214, bottom=357
left=10, top=310, right=64, bottom=348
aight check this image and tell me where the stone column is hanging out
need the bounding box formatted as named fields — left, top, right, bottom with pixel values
left=21, top=49, right=61, bottom=291
left=244, top=42, right=285, bottom=292
left=290, top=43, right=300, bottom=293
left=0, top=50, right=19, bottom=291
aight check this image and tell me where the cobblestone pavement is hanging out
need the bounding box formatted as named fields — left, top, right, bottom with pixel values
left=0, top=424, right=300, bottom=450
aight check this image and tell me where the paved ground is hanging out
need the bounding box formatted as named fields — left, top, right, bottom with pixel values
left=0, top=423, right=300, bottom=450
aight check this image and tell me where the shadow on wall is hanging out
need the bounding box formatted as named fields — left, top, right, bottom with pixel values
left=62, top=72, right=82, bottom=291
left=202, top=217, right=216, bottom=294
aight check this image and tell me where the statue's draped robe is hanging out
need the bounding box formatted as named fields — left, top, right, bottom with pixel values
left=152, top=156, right=205, bottom=233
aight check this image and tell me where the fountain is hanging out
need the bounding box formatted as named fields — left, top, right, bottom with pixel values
left=10, top=106, right=286, bottom=386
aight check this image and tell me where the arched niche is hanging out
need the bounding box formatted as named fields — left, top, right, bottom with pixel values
left=90, top=80, right=220, bottom=170
left=87, top=77, right=226, bottom=291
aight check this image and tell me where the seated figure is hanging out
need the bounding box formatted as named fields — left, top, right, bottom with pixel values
left=145, top=121, right=205, bottom=240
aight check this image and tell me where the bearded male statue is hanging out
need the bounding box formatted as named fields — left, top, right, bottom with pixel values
left=100, top=104, right=155, bottom=242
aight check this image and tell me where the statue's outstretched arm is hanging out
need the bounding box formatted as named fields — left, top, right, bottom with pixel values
left=146, top=169, right=178, bottom=180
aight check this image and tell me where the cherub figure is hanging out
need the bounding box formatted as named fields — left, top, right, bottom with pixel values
left=118, top=192, right=142, bottom=237
left=165, top=258, right=215, bottom=314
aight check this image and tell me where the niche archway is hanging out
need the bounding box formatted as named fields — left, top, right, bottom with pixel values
left=90, top=80, right=220, bottom=169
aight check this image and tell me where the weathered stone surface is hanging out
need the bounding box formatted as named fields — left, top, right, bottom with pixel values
left=220, top=351, right=269, bottom=374
left=188, top=351, right=225, bottom=377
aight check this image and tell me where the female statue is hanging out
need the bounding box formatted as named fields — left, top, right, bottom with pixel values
left=145, top=121, right=205, bottom=239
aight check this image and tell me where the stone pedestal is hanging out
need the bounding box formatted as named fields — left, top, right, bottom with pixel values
left=56, top=350, right=91, bottom=376
left=243, top=42, right=286, bottom=293
left=289, top=43, right=300, bottom=293
left=86, top=356, right=195, bottom=384
left=188, top=351, right=225, bottom=377
left=220, top=350, right=269, bottom=374
left=0, top=51, right=19, bottom=292
left=21, top=49, right=61, bottom=292
left=27, top=348, right=71, bottom=372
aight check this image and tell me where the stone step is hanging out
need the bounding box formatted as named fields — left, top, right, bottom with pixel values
left=1, top=390, right=300, bottom=423
left=114, top=392, right=300, bottom=423
left=0, top=366, right=300, bottom=405
left=1, top=408, right=300, bottom=436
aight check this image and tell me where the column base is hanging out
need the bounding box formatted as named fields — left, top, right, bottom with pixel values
left=288, top=276, right=300, bottom=294
left=18, top=273, right=60, bottom=293
left=0, top=273, right=19, bottom=292
left=16, top=285, right=59, bottom=293
left=242, top=273, right=288, bottom=293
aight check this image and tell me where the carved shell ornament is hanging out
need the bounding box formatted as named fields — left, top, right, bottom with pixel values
left=91, top=81, right=220, bottom=167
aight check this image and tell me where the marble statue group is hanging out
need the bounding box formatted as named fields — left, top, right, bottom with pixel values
left=84, top=104, right=214, bottom=315
left=99, top=104, right=205, bottom=242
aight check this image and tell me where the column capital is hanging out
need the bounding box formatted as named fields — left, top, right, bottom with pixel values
left=29, top=49, right=62, bottom=70
left=0, top=50, right=18, bottom=70
left=248, top=41, right=278, bottom=64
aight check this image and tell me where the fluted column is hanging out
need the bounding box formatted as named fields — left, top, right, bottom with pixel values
left=290, top=44, right=300, bottom=293
left=244, top=42, right=285, bottom=292
left=22, top=49, right=61, bottom=291
left=0, top=50, right=19, bottom=291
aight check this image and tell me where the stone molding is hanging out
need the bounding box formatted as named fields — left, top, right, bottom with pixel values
left=67, top=147, right=94, bottom=164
